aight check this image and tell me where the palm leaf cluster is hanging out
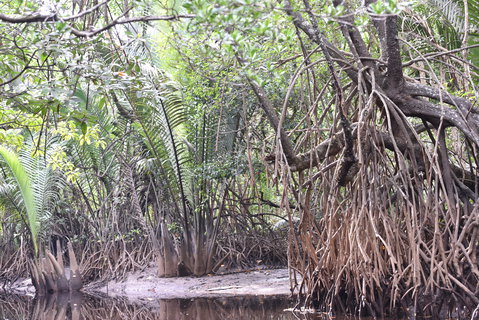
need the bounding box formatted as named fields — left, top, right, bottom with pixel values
left=0, top=138, right=65, bottom=255
left=425, top=0, right=479, bottom=63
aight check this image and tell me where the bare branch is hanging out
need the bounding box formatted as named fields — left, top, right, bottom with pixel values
left=405, top=83, right=479, bottom=116
left=365, top=1, right=390, bottom=62
left=0, top=1, right=110, bottom=23
left=403, top=43, right=479, bottom=67
left=400, top=96, right=479, bottom=146
left=333, top=3, right=376, bottom=72
left=291, top=128, right=349, bottom=171
left=0, top=13, right=59, bottom=23
left=0, top=7, right=195, bottom=37
left=63, top=0, right=110, bottom=21
left=283, top=0, right=359, bottom=83
left=247, top=78, right=298, bottom=166
left=70, top=14, right=196, bottom=37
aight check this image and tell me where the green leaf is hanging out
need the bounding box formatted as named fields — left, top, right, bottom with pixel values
left=81, top=122, right=87, bottom=135
left=0, top=146, right=39, bottom=254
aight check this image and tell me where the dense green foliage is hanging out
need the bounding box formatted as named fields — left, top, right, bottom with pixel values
left=1, top=0, right=479, bottom=316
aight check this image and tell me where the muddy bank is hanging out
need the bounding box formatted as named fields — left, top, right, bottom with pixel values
left=87, top=268, right=294, bottom=302
left=4, top=267, right=296, bottom=303
left=2, top=278, right=36, bottom=296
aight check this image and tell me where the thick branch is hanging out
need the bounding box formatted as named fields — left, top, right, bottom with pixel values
left=451, top=164, right=479, bottom=192
left=0, top=9, right=195, bottom=37
left=248, top=79, right=298, bottom=166
left=278, top=124, right=406, bottom=172
left=289, top=125, right=420, bottom=173
left=370, top=18, right=388, bottom=62
left=405, top=83, right=479, bottom=116
left=0, top=1, right=110, bottom=23
left=290, top=129, right=349, bottom=171
left=384, top=15, right=404, bottom=89
left=283, top=0, right=358, bottom=83
left=399, top=96, right=479, bottom=146
left=0, top=13, right=59, bottom=23
left=365, top=0, right=390, bottom=63
left=333, top=1, right=377, bottom=73
left=268, top=125, right=359, bottom=172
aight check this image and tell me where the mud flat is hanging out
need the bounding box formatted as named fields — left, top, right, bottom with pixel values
left=88, top=268, right=294, bottom=302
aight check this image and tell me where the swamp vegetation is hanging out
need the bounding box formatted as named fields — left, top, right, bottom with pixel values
left=1, top=0, right=479, bottom=318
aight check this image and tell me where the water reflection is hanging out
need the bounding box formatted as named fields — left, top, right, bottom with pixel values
left=0, top=293, right=404, bottom=320
left=0, top=293, right=302, bottom=320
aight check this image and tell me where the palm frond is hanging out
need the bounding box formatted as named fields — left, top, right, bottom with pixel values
left=0, top=182, right=23, bottom=234
left=427, top=0, right=479, bottom=39
left=129, top=76, right=190, bottom=210
left=67, top=87, right=121, bottom=198
left=0, top=146, right=39, bottom=254
left=429, top=0, right=466, bottom=33
left=21, top=138, right=67, bottom=221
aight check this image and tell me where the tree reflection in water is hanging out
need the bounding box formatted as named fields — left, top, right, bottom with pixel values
left=0, top=293, right=303, bottom=319
left=0, top=294, right=402, bottom=319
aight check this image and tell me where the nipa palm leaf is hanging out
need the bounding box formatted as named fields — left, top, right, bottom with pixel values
left=0, top=146, right=39, bottom=254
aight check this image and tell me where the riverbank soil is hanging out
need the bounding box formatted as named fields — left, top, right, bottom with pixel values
left=86, top=267, right=293, bottom=301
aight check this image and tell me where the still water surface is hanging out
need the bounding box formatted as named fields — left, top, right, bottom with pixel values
left=0, top=293, right=398, bottom=320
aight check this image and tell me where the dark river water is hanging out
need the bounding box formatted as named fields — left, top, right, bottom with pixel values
left=0, top=293, right=395, bottom=320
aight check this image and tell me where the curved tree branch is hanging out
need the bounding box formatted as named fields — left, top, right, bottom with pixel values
left=0, top=0, right=110, bottom=23
left=283, top=0, right=359, bottom=83
left=70, top=14, right=196, bottom=37
left=399, top=96, right=479, bottom=146
left=0, top=7, right=195, bottom=38
left=247, top=78, right=298, bottom=166
left=406, top=83, right=479, bottom=116
left=333, top=1, right=377, bottom=74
